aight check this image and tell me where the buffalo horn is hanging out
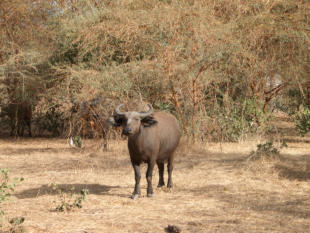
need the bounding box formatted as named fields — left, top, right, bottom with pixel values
left=115, top=104, right=126, bottom=116
left=138, top=104, right=153, bottom=117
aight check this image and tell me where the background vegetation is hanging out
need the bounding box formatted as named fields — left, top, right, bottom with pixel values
left=0, top=0, right=309, bottom=142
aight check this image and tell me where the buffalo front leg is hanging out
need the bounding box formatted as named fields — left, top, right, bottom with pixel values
left=131, top=162, right=141, bottom=200
left=146, top=160, right=155, bottom=197
left=157, top=161, right=165, bottom=187
left=167, top=157, right=174, bottom=188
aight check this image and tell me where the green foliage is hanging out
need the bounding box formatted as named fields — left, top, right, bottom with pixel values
left=293, top=106, right=310, bottom=136
left=0, top=169, right=24, bottom=216
left=154, top=102, right=175, bottom=113
left=72, top=189, right=89, bottom=209
left=9, top=217, right=25, bottom=233
left=248, top=140, right=287, bottom=160
left=72, top=136, right=82, bottom=148
left=52, top=184, right=89, bottom=212
left=0, top=169, right=24, bottom=231
left=209, top=98, right=272, bottom=142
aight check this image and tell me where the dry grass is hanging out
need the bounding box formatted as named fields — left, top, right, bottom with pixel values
left=1, top=137, right=310, bottom=233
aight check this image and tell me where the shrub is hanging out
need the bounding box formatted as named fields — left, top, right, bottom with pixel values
left=292, top=106, right=310, bottom=136
left=52, top=184, right=89, bottom=212
left=1, top=0, right=309, bottom=142
left=248, top=140, right=287, bottom=161
left=206, top=98, right=272, bottom=142
left=0, top=169, right=24, bottom=216
left=0, top=169, right=24, bottom=231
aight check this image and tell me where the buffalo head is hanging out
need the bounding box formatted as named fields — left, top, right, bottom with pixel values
left=107, top=104, right=157, bottom=136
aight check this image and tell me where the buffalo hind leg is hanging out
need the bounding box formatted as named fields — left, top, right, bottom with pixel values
left=131, top=162, right=141, bottom=200
left=167, top=157, right=174, bottom=188
left=157, top=161, right=165, bottom=187
left=146, top=159, right=155, bottom=197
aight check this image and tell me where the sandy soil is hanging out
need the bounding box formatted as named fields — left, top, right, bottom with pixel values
left=0, top=136, right=310, bottom=233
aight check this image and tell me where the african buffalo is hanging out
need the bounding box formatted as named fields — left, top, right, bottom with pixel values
left=108, top=104, right=181, bottom=199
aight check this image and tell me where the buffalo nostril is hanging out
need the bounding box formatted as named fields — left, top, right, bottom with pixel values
left=122, top=128, right=132, bottom=135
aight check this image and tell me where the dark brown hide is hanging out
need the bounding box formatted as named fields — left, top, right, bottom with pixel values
left=111, top=106, right=181, bottom=199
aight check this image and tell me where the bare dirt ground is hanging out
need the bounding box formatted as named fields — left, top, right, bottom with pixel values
left=1, top=119, right=310, bottom=232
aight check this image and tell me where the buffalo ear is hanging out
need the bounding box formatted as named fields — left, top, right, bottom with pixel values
left=107, top=115, right=124, bottom=127
left=141, top=115, right=158, bottom=127
left=114, top=115, right=125, bottom=127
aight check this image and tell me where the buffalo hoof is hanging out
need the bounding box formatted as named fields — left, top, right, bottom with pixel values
left=131, top=194, right=139, bottom=200
left=147, top=193, right=154, bottom=198
left=157, top=183, right=165, bottom=188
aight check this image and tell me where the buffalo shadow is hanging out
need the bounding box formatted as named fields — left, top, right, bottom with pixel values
left=15, top=183, right=120, bottom=199
left=274, top=154, right=310, bottom=181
